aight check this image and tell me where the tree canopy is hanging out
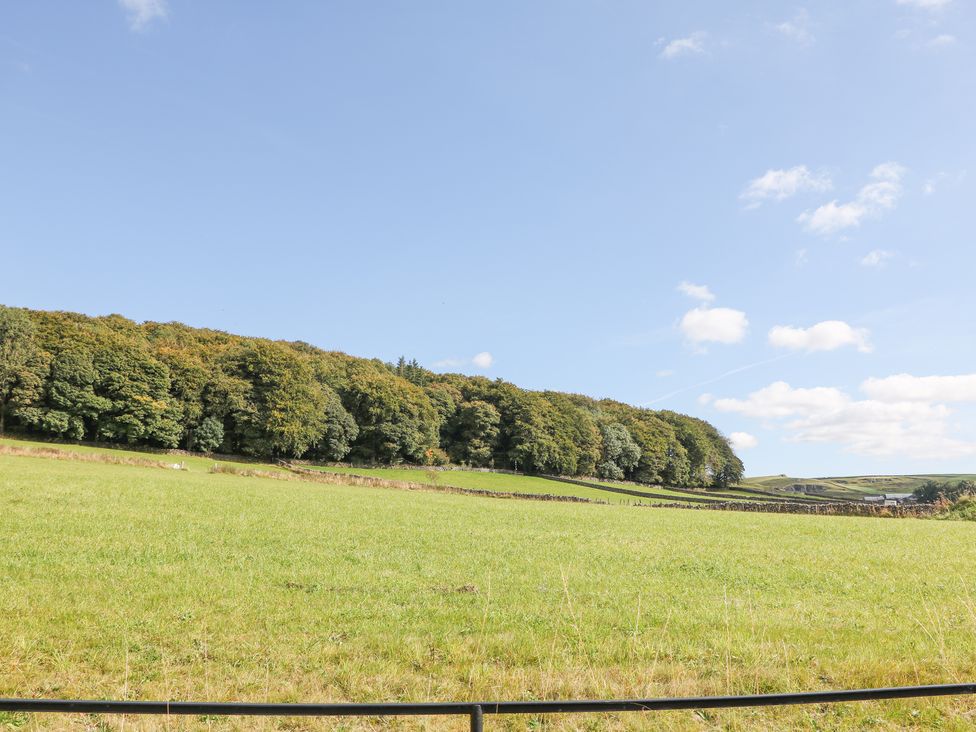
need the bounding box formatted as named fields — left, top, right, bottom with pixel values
left=913, top=479, right=976, bottom=504
left=0, top=305, right=744, bottom=487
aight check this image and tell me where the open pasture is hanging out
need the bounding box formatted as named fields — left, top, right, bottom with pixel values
left=1, top=449, right=976, bottom=730
left=303, top=465, right=666, bottom=505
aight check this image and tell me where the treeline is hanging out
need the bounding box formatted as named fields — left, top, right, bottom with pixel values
left=913, top=479, right=976, bottom=504
left=0, top=305, right=744, bottom=488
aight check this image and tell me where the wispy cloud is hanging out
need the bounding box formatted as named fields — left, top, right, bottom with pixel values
left=927, top=34, right=957, bottom=48
left=434, top=352, right=495, bottom=371
left=645, top=354, right=794, bottom=406
left=729, top=432, right=759, bottom=450
left=713, top=376, right=976, bottom=459
left=768, top=320, right=872, bottom=353
left=798, top=162, right=906, bottom=235
left=861, top=249, right=895, bottom=267
left=863, top=373, right=976, bottom=402
left=119, top=0, right=168, bottom=31
left=740, top=165, right=831, bottom=208
left=923, top=170, right=965, bottom=195
left=896, top=0, right=952, bottom=10
left=658, top=32, right=707, bottom=60
left=677, top=281, right=715, bottom=303
left=771, top=9, right=815, bottom=45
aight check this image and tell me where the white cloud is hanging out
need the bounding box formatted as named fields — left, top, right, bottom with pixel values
left=788, top=399, right=969, bottom=458
left=772, top=10, right=814, bottom=45
left=728, top=431, right=758, bottom=450
left=927, top=34, right=957, bottom=48
left=794, top=248, right=809, bottom=267
left=680, top=306, right=748, bottom=345
left=798, top=201, right=867, bottom=234
left=714, top=381, right=849, bottom=418
left=656, top=369, right=674, bottom=378
left=119, top=0, right=168, bottom=30
left=740, top=165, right=831, bottom=207
left=798, top=162, right=906, bottom=235
left=434, top=352, right=494, bottom=370
left=677, top=281, right=715, bottom=302
left=768, top=320, right=872, bottom=353
left=861, top=249, right=894, bottom=267
left=713, top=379, right=976, bottom=459
left=870, top=162, right=907, bottom=184
left=896, top=0, right=951, bottom=9
left=862, top=374, right=976, bottom=403
left=698, top=393, right=714, bottom=405
left=659, top=32, right=707, bottom=59
left=923, top=170, right=965, bottom=195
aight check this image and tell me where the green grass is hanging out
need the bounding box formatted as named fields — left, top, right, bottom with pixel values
left=0, top=435, right=289, bottom=475
left=3, top=446, right=976, bottom=730
left=586, top=479, right=737, bottom=502
left=740, top=473, right=976, bottom=502
left=303, top=465, right=665, bottom=504
left=307, top=467, right=752, bottom=506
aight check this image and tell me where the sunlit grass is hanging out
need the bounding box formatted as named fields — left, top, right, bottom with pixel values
left=2, top=450, right=975, bottom=730
left=304, top=465, right=656, bottom=504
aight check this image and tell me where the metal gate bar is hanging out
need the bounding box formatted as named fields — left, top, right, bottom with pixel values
left=2, top=684, right=974, bottom=730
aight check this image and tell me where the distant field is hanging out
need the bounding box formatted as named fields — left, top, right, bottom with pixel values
left=741, top=473, right=976, bottom=502
left=304, top=465, right=670, bottom=504
left=305, top=466, right=761, bottom=506
left=2, top=445, right=976, bottom=730
left=828, top=474, right=976, bottom=493
left=586, top=479, right=737, bottom=502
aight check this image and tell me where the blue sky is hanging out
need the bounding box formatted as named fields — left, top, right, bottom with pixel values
left=2, top=1, right=974, bottom=477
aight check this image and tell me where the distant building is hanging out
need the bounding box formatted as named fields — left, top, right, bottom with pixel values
left=864, top=492, right=915, bottom=506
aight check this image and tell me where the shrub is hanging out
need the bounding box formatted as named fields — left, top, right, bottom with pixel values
left=194, top=416, right=224, bottom=454
left=937, top=495, right=976, bottom=522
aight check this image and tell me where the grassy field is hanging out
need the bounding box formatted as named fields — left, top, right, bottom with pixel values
left=740, top=474, right=976, bottom=502
left=305, top=466, right=765, bottom=506
left=0, top=436, right=288, bottom=475
left=2, top=446, right=976, bottom=730
left=585, top=480, right=738, bottom=502
left=302, top=465, right=670, bottom=505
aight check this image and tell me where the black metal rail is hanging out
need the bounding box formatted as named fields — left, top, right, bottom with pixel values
left=2, top=684, right=974, bottom=730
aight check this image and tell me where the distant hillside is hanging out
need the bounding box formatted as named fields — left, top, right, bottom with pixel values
left=740, top=474, right=976, bottom=500
left=0, top=305, right=743, bottom=488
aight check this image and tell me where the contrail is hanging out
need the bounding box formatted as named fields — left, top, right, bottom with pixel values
left=644, top=353, right=796, bottom=406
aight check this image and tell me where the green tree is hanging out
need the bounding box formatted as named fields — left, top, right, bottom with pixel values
left=597, top=422, right=641, bottom=481
left=3, top=306, right=745, bottom=475
left=223, top=342, right=332, bottom=457
left=914, top=479, right=976, bottom=504
left=447, top=400, right=500, bottom=465
left=310, top=388, right=359, bottom=461
left=193, top=415, right=225, bottom=453
left=92, top=341, right=182, bottom=447
left=25, top=346, right=110, bottom=440
left=543, top=392, right=602, bottom=477
left=0, top=306, right=46, bottom=435
left=319, top=355, right=439, bottom=463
